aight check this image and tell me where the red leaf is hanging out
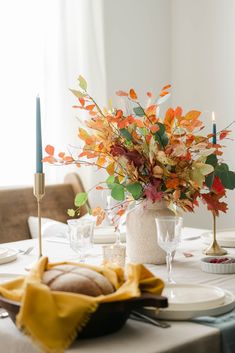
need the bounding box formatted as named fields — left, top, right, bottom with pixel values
left=45, top=145, right=54, bottom=156
left=116, top=90, right=128, bottom=97
left=201, top=193, right=228, bottom=216
left=144, top=181, right=163, bottom=203
left=211, top=176, right=225, bottom=195
left=219, top=130, right=231, bottom=140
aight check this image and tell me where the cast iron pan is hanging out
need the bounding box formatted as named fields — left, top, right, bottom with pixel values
left=0, top=293, right=168, bottom=338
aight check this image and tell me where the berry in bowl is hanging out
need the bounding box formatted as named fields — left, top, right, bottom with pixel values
left=201, top=257, right=235, bottom=274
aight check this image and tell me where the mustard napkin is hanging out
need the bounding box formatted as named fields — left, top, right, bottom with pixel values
left=0, top=257, right=164, bottom=353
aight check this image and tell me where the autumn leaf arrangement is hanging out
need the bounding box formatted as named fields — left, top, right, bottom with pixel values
left=44, top=76, right=235, bottom=225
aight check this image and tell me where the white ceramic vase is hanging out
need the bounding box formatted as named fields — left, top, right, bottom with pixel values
left=126, top=200, right=174, bottom=265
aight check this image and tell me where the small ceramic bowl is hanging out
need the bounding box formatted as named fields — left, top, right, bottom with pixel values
left=201, top=257, right=235, bottom=274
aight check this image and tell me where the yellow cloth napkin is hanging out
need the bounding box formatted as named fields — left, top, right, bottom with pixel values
left=0, top=257, right=164, bottom=353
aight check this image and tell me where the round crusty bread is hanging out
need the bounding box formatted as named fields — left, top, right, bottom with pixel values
left=42, top=265, right=114, bottom=297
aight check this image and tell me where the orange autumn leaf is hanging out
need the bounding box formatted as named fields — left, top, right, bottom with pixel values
left=79, top=98, right=85, bottom=106
left=85, top=104, right=96, bottom=111
left=58, top=152, right=65, bottom=158
left=164, top=108, right=175, bottom=132
left=150, top=125, right=160, bottom=133
left=134, top=119, right=145, bottom=128
left=64, top=156, right=74, bottom=163
left=85, top=136, right=95, bottom=145
left=166, top=178, right=180, bottom=189
left=92, top=207, right=106, bottom=226
left=96, top=186, right=104, bottom=190
left=43, top=155, right=56, bottom=164
left=145, top=105, right=157, bottom=117
left=184, top=110, right=201, bottom=121
left=117, top=209, right=126, bottom=217
left=45, top=145, right=55, bottom=156
left=116, top=90, right=128, bottom=97
left=162, top=84, right=171, bottom=90
left=129, top=88, right=138, bottom=100
left=175, top=106, right=183, bottom=118
left=89, top=111, right=97, bottom=117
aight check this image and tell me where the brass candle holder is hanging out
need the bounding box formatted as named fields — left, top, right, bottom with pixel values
left=203, top=213, right=227, bottom=256
left=34, top=173, right=45, bottom=258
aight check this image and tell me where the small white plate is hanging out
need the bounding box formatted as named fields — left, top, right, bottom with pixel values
left=0, top=249, right=18, bottom=265
left=201, top=229, right=235, bottom=247
left=162, top=284, right=225, bottom=311
left=153, top=289, right=235, bottom=320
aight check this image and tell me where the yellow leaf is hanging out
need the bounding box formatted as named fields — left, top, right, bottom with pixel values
left=106, top=162, right=115, bottom=175
left=78, top=128, right=89, bottom=140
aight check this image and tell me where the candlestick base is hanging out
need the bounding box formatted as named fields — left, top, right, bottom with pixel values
left=203, top=239, right=227, bottom=256
left=34, top=173, right=45, bottom=258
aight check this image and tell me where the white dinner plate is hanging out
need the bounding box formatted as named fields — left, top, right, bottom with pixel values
left=201, top=229, right=235, bottom=247
left=150, top=289, right=235, bottom=320
left=0, top=249, right=18, bottom=265
left=162, top=284, right=225, bottom=311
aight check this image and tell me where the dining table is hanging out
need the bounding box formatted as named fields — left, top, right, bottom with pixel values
left=0, top=227, right=234, bottom=353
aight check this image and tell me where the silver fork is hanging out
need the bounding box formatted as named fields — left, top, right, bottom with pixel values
left=130, top=311, right=171, bottom=328
left=18, top=246, right=34, bottom=255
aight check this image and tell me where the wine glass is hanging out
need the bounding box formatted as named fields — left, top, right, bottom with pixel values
left=155, top=216, right=183, bottom=283
left=67, top=219, right=95, bottom=262
left=106, top=195, right=126, bottom=244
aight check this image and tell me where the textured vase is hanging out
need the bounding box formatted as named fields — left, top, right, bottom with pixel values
left=126, top=200, right=174, bottom=265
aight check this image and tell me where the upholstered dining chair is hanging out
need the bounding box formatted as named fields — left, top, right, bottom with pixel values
left=0, top=173, right=88, bottom=244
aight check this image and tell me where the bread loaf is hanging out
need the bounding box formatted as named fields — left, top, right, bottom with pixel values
left=42, top=265, right=114, bottom=297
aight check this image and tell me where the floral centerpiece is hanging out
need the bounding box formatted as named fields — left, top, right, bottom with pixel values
left=44, top=76, right=235, bottom=217
left=44, top=76, right=235, bottom=263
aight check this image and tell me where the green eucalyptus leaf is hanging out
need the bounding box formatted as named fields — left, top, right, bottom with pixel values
left=78, top=75, right=87, bottom=91
left=120, top=128, right=132, bottom=141
left=111, top=184, right=125, bottom=201
left=133, top=106, right=145, bottom=117
left=215, top=170, right=235, bottom=190
left=205, top=173, right=215, bottom=189
left=126, top=182, right=143, bottom=200
left=74, top=192, right=88, bottom=207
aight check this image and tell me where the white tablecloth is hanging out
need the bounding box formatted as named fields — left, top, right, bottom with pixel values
left=1, top=227, right=233, bottom=353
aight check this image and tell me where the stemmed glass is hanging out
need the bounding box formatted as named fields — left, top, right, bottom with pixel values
left=155, top=216, right=183, bottom=283
left=106, top=195, right=126, bottom=244
left=67, top=219, right=95, bottom=262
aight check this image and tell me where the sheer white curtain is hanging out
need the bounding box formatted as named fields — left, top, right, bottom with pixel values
left=0, top=0, right=107, bottom=206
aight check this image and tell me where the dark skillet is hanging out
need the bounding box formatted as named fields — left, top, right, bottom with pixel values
left=0, top=293, right=168, bottom=338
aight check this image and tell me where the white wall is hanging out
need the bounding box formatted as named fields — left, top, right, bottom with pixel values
left=172, top=0, right=235, bottom=228
left=103, top=0, right=171, bottom=105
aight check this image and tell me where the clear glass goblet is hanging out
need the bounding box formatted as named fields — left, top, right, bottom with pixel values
left=155, top=216, right=183, bottom=283
left=67, top=219, right=95, bottom=262
left=106, top=195, right=126, bottom=244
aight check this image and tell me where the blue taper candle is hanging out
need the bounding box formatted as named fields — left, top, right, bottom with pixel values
left=212, top=111, right=217, bottom=145
left=36, top=96, right=43, bottom=173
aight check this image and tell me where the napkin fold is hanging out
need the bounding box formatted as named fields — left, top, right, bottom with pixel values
left=0, top=257, right=164, bottom=353
left=192, top=309, right=235, bottom=353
